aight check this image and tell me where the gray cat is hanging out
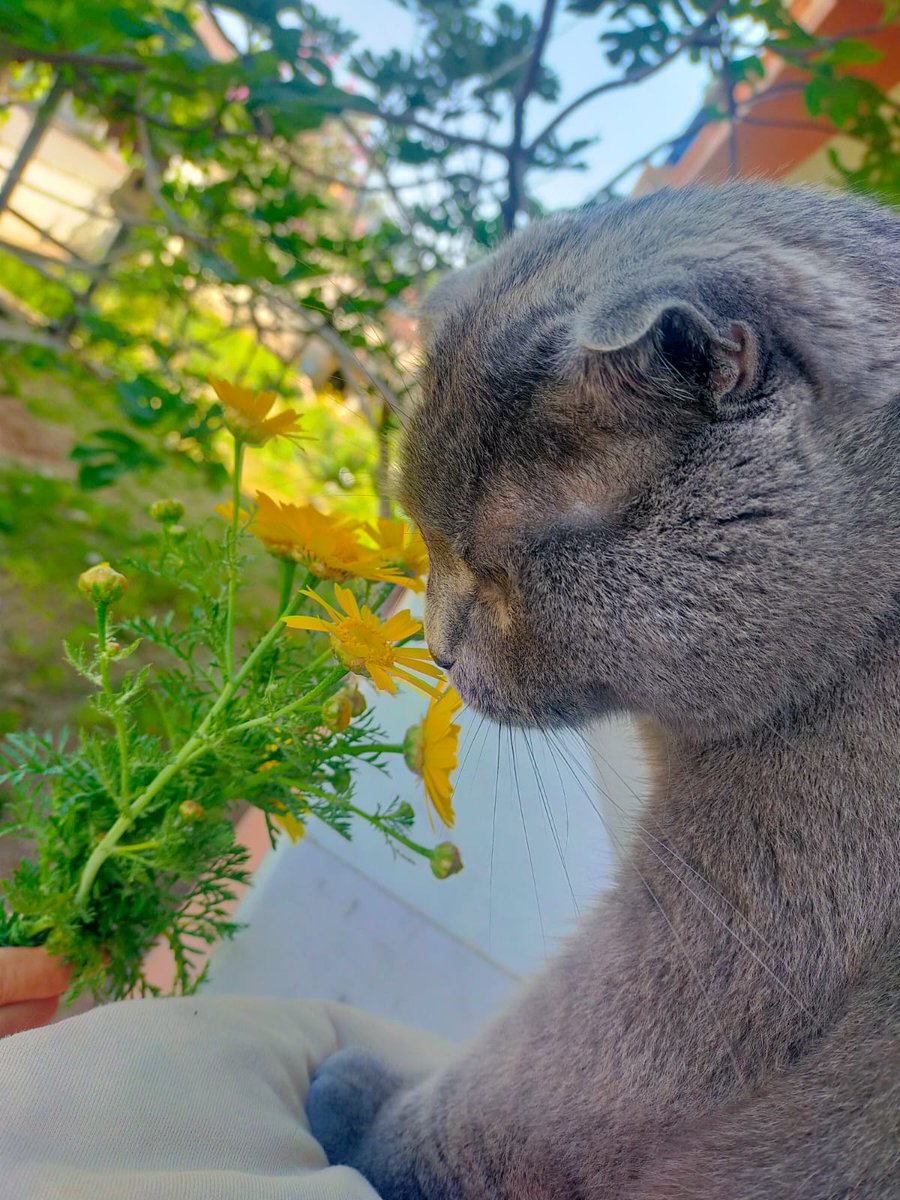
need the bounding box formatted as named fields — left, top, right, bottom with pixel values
left=307, top=183, right=900, bottom=1199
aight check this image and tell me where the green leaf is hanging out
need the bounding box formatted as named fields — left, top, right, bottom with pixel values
left=107, top=10, right=160, bottom=40
left=821, top=39, right=883, bottom=68
left=71, top=430, right=163, bottom=490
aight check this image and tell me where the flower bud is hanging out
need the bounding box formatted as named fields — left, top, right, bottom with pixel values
left=78, top=562, right=128, bottom=605
left=330, top=765, right=352, bottom=794
left=393, top=802, right=415, bottom=824
left=149, top=498, right=185, bottom=524
left=105, top=640, right=122, bottom=655
left=166, top=523, right=188, bottom=540
left=322, top=692, right=353, bottom=733
left=346, top=685, right=366, bottom=717
left=179, top=800, right=204, bottom=821
left=402, top=723, right=424, bottom=776
left=430, top=842, right=463, bottom=880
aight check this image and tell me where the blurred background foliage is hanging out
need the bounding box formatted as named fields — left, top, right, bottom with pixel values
left=1, top=0, right=900, bottom=731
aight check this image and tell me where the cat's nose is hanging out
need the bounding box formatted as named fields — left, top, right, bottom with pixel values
left=431, top=651, right=456, bottom=671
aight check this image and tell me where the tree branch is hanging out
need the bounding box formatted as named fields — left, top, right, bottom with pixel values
left=257, top=283, right=407, bottom=419
left=135, top=108, right=216, bottom=249
left=337, top=115, right=419, bottom=242
left=529, top=0, right=729, bottom=153
left=502, top=0, right=559, bottom=233
left=381, top=108, right=505, bottom=155
left=0, top=42, right=146, bottom=72
left=0, top=75, right=66, bottom=217
left=588, top=129, right=689, bottom=201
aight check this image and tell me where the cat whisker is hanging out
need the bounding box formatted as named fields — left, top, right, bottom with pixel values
left=509, top=726, right=548, bottom=958
left=552, top=730, right=810, bottom=1018
left=522, top=728, right=580, bottom=916
left=489, top=723, right=503, bottom=955
left=470, top=714, right=494, bottom=784
left=456, top=713, right=487, bottom=783
left=539, top=730, right=746, bottom=1087
left=571, top=729, right=785, bottom=961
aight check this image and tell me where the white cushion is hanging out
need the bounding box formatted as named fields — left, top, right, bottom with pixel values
left=0, top=996, right=455, bottom=1199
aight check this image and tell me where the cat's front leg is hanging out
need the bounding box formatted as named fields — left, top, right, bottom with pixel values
left=307, top=1048, right=458, bottom=1199
left=308, top=1047, right=560, bottom=1200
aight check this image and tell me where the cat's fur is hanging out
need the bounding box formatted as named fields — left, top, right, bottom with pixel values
left=307, top=183, right=900, bottom=1199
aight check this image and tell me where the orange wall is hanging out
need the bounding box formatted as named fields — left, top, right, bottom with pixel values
left=635, top=0, right=900, bottom=191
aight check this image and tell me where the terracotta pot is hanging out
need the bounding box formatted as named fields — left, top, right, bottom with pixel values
left=0, top=946, right=71, bottom=1038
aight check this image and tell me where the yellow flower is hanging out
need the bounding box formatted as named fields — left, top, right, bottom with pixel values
left=217, top=492, right=412, bottom=587
left=403, top=686, right=463, bottom=828
left=365, top=518, right=429, bottom=592
left=209, top=377, right=303, bottom=446
left=271, top=801, right=305, bottom=844
left=284, top=584, right=445, bottom=698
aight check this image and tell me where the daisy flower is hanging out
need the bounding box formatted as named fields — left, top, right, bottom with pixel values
left=284, top=584, right=444, bottom=698
left=209, top=377, right=303, bottom=446
left=217, top=492, right=411, bottom=587
left=365, top=517, right=429, bottom=592
left=403, top=686, right=463, bottom=828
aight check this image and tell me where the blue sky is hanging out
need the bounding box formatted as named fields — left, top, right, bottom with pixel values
left=322, top=0, right=710, bottom=208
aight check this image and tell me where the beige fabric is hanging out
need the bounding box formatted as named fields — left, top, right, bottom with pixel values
left=0, top=995, right=455, bottom=1200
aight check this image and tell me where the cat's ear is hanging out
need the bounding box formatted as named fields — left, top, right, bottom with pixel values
left=576, top=290, right=758, bottom=407
left=418, top=263, right=485, bottom=343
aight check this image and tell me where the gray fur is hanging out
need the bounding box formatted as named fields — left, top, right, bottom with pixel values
left=307, top=184, right=900, bottom=1198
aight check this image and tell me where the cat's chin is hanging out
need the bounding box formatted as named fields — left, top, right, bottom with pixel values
left=453, top=665, right=618, bottom=730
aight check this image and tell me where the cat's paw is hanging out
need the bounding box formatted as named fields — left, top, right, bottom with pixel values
left=307, top=1048, right=404, bottom=1169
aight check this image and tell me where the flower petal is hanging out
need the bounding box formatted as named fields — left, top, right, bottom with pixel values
left=367, top=665, right=398, bottom=693
left=391, top=667, right=442, bottom=698
left=393, top=653, right=444, bottom=679
left=283, top=616, right=331, bottom=633
left=300, top=589, right=341, bottom=621
left=333, top=584, right=361, bottom=620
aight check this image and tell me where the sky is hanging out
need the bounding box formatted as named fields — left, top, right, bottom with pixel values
left=320, top=0, right=711, bottom=209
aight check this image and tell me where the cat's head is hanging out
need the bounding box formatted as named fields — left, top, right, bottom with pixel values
left=399, top=185, right=900, bottom=738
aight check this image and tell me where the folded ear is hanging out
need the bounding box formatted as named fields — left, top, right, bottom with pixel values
left=575, top=288, right=758, bottom=408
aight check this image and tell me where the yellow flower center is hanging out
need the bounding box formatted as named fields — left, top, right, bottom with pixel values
left=402, top=724, right=425, bottom=776
left=308, top=554, right=354, bottom=580
left=224, top=410, right=269, bottom=445
left=331, top=620, right=394, bottom=671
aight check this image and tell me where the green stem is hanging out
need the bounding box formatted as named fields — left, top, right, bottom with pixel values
left=150, top=688, right=176, bottom=748
left=76, top=734, right=203, bottom=906
left=97, top=602, right=130, bottom=805
left=74, top=587, right=308, bottom=909
left=346, top=802, right=432, bottom=859
left=224, top=437, right=245, bottom=681
left=278, top=559, right=297, bottom=616
left=344, top=743, right=404, bottom=756
left=229, top=666, right=346, bottom=735
left=111, top=839, right=160, bottom=855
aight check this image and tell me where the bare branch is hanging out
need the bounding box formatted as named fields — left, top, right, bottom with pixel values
left=135, top=108, right=217, bottom=249
left=0, top=75, right=66, bottom=217
left=588, top=130, right=688, bottom=201
left=377, top=109, right=505, bottom=155
left=258, top=283, right=407, bottom=418
left=337, top=116, right=419, bottom=242
left=529, top=0, right=728, bottom=153
left=0, top=42, right=146, bottom=72
left=502, top=0, right=559, bottom=232
left=514, top=0, right=559, bottom=135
